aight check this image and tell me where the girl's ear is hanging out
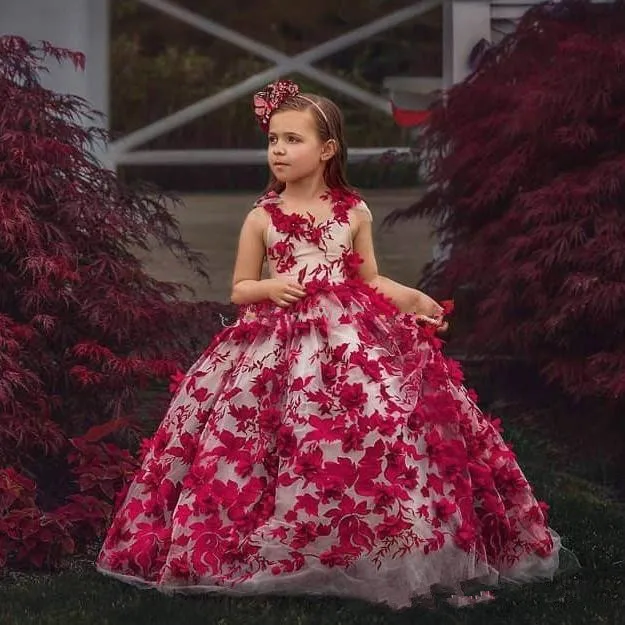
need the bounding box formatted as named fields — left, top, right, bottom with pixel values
left=320, top=139, right=337, bottom=162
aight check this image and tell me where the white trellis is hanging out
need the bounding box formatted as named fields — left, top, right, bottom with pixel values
left=1, top=0, right=543, bottom=168
left=109, top=0, right=444, bottom=167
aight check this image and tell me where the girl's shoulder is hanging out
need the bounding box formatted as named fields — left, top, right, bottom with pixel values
left=253, top=190, right=280, bottom=209
left=251, top=191, right=281, bottom=221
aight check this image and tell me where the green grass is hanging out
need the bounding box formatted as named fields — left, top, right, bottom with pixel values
left=1, top=403, right=624, bottom=625
left=1, top=565, right=623, bottom=625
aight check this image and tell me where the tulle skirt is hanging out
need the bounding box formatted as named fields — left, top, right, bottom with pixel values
left=97, top=280, right=564, bottom=609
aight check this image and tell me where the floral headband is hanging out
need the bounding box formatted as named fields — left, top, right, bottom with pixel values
left=253, top=79, right=329, bottom=133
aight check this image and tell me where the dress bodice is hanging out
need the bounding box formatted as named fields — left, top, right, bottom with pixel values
left=256, top=190, right=371, bottom=287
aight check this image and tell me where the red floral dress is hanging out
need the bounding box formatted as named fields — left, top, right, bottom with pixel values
left=96, top=189, right=561, bottom=609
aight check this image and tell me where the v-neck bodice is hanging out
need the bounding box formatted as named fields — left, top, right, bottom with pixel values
left=255, top=189, right=370, bottom=287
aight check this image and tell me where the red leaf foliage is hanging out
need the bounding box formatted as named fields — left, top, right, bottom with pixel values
left=0, top=36, right=233, bottom=570
left=389, top=1, right=625, bottom=402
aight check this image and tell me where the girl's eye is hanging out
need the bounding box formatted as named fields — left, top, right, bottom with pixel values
left=268, top=135, right=300, bottom=144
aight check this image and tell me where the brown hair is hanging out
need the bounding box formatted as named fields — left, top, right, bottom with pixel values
left=264, top=93, right=353, bottom=194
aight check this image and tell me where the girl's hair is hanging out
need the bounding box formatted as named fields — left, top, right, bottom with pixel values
left=264, top=93, right=353, bottom=194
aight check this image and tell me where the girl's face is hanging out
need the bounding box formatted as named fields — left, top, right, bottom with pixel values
left=267, top=109, right=333, bottom=184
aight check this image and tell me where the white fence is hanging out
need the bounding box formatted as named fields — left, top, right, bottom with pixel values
left=2, top=0, right=541, bottom=167
left=109, top=0, right=446, bottom=167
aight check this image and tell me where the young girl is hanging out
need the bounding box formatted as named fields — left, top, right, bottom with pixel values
left=96, top=80, right=562, bottom=609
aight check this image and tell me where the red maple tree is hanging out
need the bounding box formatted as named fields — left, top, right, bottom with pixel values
left=0, top=36, right=231, bottom=569
left=390, top=0, right=625, bottom=403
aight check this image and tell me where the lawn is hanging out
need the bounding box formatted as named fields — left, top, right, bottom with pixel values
left=1, top=382, right=624, bottom=625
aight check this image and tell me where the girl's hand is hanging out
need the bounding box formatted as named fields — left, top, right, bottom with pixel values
left=412, top=291, right=444, bottom=319
left=415, top=314, right=449, bottom=334
left=264, top=279, right=306, bottom=307
left=413, top=294, right=452, bottom=335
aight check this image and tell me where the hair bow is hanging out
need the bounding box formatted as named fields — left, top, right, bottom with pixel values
left=253, top=79, right=300, bottom=132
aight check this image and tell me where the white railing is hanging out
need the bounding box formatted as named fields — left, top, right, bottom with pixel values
left=114, top=148, right=413, bottom=166
left=109, top=0, right=441, bottom=167
left=107, top=0, right=558, bottom=168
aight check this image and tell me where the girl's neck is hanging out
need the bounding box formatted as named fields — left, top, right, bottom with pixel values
left=280, top=173, right=328, bottom=203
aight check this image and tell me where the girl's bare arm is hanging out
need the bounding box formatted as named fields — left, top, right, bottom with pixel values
left=230, top=208, right=305, bottom=307
left=353, top=209, right=443, bottom=318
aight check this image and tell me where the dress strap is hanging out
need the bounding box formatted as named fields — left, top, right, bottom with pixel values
left=253, top=190, right=279, bottom=209
left=353, top=200, right=373, bottom=222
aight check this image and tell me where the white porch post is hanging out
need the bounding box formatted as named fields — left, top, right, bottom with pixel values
left=433, top=0, right=492, bottom=261
left=1, top=0, right=110, bottom=164
left=442, top=0, right=492, bottom=88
